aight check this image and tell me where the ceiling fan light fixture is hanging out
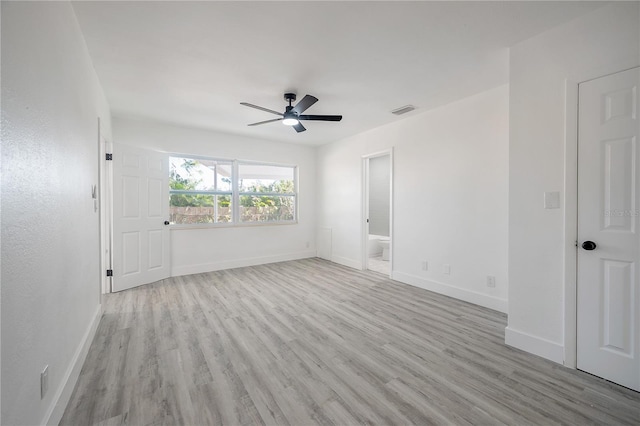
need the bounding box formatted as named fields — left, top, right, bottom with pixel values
left=282, top=116, right=299, bottom=126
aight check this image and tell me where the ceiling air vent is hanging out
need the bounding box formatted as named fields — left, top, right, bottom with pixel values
left=391, top=105, right=416, bottom=115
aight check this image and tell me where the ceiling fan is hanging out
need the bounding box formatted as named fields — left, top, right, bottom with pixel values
left=240, top=93, right=342, bottom=133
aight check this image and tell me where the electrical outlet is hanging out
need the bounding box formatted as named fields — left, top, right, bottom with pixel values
left=487, top=275, right=496, bottom=288
left=421, top=261, right=428, bottom=271
left=443, top=264, right=451, bottom=275
left=41, top=365, right=49, bottom=399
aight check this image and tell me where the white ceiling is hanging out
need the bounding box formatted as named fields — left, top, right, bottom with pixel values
left=72, top=1, right=605, bottom=146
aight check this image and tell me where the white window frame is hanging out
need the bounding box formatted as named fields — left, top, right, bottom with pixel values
left=169, top=154, right=298, bottom=228
left=236, top=160, right=298, bottom=225
left=169, top=155, right=233, bottom=225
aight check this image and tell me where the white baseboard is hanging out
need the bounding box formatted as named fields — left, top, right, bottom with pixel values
left=44, top=304, right=103, bottom=426
left=392, top=271, right=508, bottom=313
left=171, top=250, right=317, bottom=277
left=504, top=326, right=564, bottom=364
left=330, top=255, right=362, bottom=270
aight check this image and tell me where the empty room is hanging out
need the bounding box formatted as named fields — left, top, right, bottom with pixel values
left=2, top=1, right=640, bottom=425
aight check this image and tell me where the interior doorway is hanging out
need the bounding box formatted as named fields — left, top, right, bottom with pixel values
left=576, top=66, right=639, bottom=391
left=363, top=150, right=393, bottom=276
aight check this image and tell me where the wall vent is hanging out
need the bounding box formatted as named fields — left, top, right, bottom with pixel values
left=391, top=105, right=416, bottom=115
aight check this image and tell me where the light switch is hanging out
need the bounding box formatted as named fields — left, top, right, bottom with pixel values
left=544, top=191, right=560, bottom=209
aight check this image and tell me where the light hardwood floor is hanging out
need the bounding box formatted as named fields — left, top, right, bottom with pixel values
left=367, top=255, right=390, bottom=275
left=61, top=258, right=640, bottom=425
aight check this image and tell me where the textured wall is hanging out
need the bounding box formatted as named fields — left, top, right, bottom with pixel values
left=1, top=2, right=111, bottom=424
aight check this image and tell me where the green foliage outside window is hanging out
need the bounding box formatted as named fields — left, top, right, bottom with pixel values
left=169, top=160, right=230, bottom=208
left=239, top=180, right=295, bottom=208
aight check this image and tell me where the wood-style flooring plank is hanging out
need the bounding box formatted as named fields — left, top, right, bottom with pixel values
left=61, top=258, right=640, bottom=425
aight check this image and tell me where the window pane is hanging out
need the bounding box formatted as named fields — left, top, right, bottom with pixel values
left=216, top=195, right=232, bottom=223
left=170, top=193, right=232, bottom=224
left=239, top=195, right=295, bottom=222
left=170, top=157, right=232, bottom=192
left=238, top=164, right=295, bottom=193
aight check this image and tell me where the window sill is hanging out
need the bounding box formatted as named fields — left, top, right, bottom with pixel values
left=168, top=220, right=299, bottom=231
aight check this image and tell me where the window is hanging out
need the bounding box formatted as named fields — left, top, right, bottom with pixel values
left=169, top=157, right=233, bottom=224
left=169, top=156, right=297, bottom=225
left=238, top=163, right=296, bottom=223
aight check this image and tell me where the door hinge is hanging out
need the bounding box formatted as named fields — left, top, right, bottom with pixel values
left=106, top=269, right=113, bottom=277
left=106, top=153, right=113, bottom=161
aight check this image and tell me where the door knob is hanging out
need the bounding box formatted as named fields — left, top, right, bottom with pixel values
left=581, top=241, right=597, bottom=250
left=164, top=221, right=170, bottom=226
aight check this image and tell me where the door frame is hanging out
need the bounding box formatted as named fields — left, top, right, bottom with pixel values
left=563, top=65, right=640, bottom=369
left=361, top=148, right=394, bottom=275
left=98, top=122, right=113, bottom=294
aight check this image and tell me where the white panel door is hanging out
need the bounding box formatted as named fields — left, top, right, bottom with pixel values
left=112, top=144, right=170, bottom=292
left=578, top=67, right=640, bottom=391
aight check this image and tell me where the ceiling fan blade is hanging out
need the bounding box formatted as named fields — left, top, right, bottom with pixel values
left=240, top=102, right=283, bottom=116
left=298, top=115, right=343, bottom=122
left=293, top=122, right=307, bottom=133
left=291, top=95, right=318, bottom=115
left=248, top=118, right=283, bottom=126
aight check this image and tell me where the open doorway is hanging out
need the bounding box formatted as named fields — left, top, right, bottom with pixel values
left=363, top=151, right=392, bottom=276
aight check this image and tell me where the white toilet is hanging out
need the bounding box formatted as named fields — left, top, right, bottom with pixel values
left=379, top=238, right=390, bottom=261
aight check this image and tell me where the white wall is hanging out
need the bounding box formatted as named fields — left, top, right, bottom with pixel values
left=317, top=85, right=509, bottom=312
left=1, top=2, right=112, bottom=425
left=113, top=118, right=317, bottom=276
left=507, top=2, right=640, bottom=364
left=368, top=155, right=390, bottom=237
